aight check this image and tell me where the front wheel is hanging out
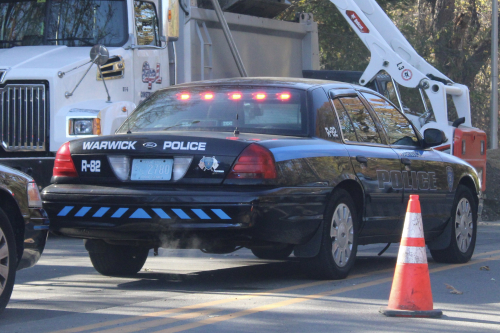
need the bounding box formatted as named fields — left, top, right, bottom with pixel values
left=87, top=240, right=149, bottom=276
left=430, top=185, right=477, bottom=263
left=306, top=189, right=359, bottom=280
left=0, top=208, right=17, bottom=315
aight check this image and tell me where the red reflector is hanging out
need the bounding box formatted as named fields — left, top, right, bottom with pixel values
left=254, top=93, right=266, bottom=100
left=177, top=92, right=191, bottom=100
left=278, top=93, right=291, bottom=100
left=203, top=93, right=214, bottom=100
left=226, top=137, right=240, bottom=140
left=53, top=142, right=78, bottom=177
left=230, top=93, right=242, bottom=100
left=227, top=144, right=276, bottom=179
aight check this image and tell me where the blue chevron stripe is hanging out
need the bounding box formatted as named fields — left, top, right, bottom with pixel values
left=93, top=207, right=110, bottom=217
left=130, top=208, right=151, bottom=219
left=211, top=209, right=231, bottom=220
left=58, top=206, right=74, bottom=217
left=57, top=206, right=231, bottom=220
left=75, top=207, right=91, bottom=217
left=172, top=209, right=190, bottom=219
left=191, top=209, right=211, bottom=219
left=153, top=208, right=170, bottom=219
left=111, top=208, right=129, bottom=218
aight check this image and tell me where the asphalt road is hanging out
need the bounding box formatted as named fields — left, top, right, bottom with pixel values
left=1, top=222, right=499, bottom=333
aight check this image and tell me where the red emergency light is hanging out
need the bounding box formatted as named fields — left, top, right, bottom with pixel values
left=278, top=93, right=291, bottom=100
left=254, top=93, right=266, bottom=100
left=230, top=93, right=242, bottom=100
left=203, top=93, right=214, bottom=100
left=177, top=93, right=191, bottom=100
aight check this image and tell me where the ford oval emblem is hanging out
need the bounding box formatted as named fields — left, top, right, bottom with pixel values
left=143, top=142, right=157, bottom=148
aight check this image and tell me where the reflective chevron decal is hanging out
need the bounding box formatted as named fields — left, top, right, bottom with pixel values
left=56, top=206, right=232, bottom=220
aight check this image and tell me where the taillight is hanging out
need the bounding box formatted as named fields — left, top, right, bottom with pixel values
left=227, top=144, right=277, bottom=179
left=53, top=142, right=78, bottom=177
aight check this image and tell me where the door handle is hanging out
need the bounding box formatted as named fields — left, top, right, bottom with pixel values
left=401, top=158, right=411, bottom=166
left=356, top=155, right=368, bottom=164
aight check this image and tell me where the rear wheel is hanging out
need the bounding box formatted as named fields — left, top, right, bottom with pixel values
left=87, top=240, right=149, bottom=276
left=306, top=189, right=358, bottom=280
left=0, top=208, right=17, bottom=315
left=430, top=185, right=477, bottom=263
left=251, top=244, right=294, bottom=260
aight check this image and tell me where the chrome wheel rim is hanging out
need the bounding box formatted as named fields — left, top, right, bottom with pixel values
left=0, top=227, right=9, bottom=293
left=455, top=198, right=473, bottom=253
left=330, top=203, right=353, bottom=267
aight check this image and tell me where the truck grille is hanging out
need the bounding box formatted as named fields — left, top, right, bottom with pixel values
left=0, top=84, right=47, bottom=152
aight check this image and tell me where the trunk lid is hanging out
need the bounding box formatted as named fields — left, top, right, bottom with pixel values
left=67, top=132, right=286, bottom=185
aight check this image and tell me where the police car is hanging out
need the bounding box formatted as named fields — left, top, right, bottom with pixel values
left=42, top=78, right=482, bottom=279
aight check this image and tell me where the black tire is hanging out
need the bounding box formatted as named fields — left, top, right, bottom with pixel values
left=251, top=244, right=294, bottom=260
left=87, top=240, right=149, bottom=276
left=306, top=189, right=359, bottom=280
left=0, top=208, right=17, bottom=315
left=430, top=185, right=477, bottom=263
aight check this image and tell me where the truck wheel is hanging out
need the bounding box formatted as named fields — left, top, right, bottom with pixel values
left=0, top=208, right=17, bottom=315
left=307, top=189, right=358, bottom=280
left=87, top=240, right=149, bottom=276
left=251, top=244, right=294, bottom=260
left=430, top=185, right=477, bottom=263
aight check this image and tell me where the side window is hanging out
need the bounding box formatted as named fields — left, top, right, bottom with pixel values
left=382, top=81, right=400, bottom=107
left=134, top=1, right=160, bottom=46
left=362, top=92, right=420, bottom=147
left=312, top=88, right=341, bottom=142
left=337, top=96, right=382, bottom=144
left=333, top=99, right=357, bottom=142
left=397, top=84, right=429, bottom=117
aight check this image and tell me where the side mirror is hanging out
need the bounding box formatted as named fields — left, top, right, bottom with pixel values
left=424, top=128, right=446, bottom=147
left=90, top=44, right=109, bottom=66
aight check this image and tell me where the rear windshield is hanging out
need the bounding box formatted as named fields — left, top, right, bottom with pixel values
left=117, top=86, right=308, bottom=136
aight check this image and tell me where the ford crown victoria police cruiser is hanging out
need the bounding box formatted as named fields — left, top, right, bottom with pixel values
left=42, top=78, right=482, bottom=279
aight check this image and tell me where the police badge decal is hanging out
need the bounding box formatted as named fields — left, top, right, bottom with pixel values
left=198, top=156, right=220, bottom=172
left=446, top=166, right=454, bottom=192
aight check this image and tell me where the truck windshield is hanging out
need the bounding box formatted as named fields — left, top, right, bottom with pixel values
left=0, top=0, right=127, bottom=48
left=118, top=87, right=308, bottom=136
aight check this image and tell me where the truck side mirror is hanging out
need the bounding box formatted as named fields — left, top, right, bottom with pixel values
left=424, top=128, right=446, bottom=147
left=90, top=44, right=109, bottom=66
left=161, top=0, right=179, bottom=41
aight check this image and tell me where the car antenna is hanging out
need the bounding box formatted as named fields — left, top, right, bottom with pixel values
left=234, top=113, right=240, bottom=135
left=126, top=108, right=132, bottom=134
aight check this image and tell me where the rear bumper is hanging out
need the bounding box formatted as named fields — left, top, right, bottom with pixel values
left=42, top=185, right=330, bottom=246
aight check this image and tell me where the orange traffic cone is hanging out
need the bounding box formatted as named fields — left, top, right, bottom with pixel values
left=380, top=195, right=442, bottom=318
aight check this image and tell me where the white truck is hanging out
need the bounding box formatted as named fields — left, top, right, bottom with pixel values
left=0, top=0, right=319, bottom=187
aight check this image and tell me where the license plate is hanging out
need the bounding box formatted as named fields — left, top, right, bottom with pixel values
left=131, top=159, right=173, bottom=181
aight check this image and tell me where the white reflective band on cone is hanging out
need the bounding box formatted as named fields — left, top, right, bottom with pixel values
left=402, top=212, right=424, bottom=238
left=397, top=246, right=428, bottom=264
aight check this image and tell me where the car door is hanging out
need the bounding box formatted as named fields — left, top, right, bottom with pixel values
left=330, top=90, right=403, bottom=238
left=361, top=91, right=453, bottom=235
